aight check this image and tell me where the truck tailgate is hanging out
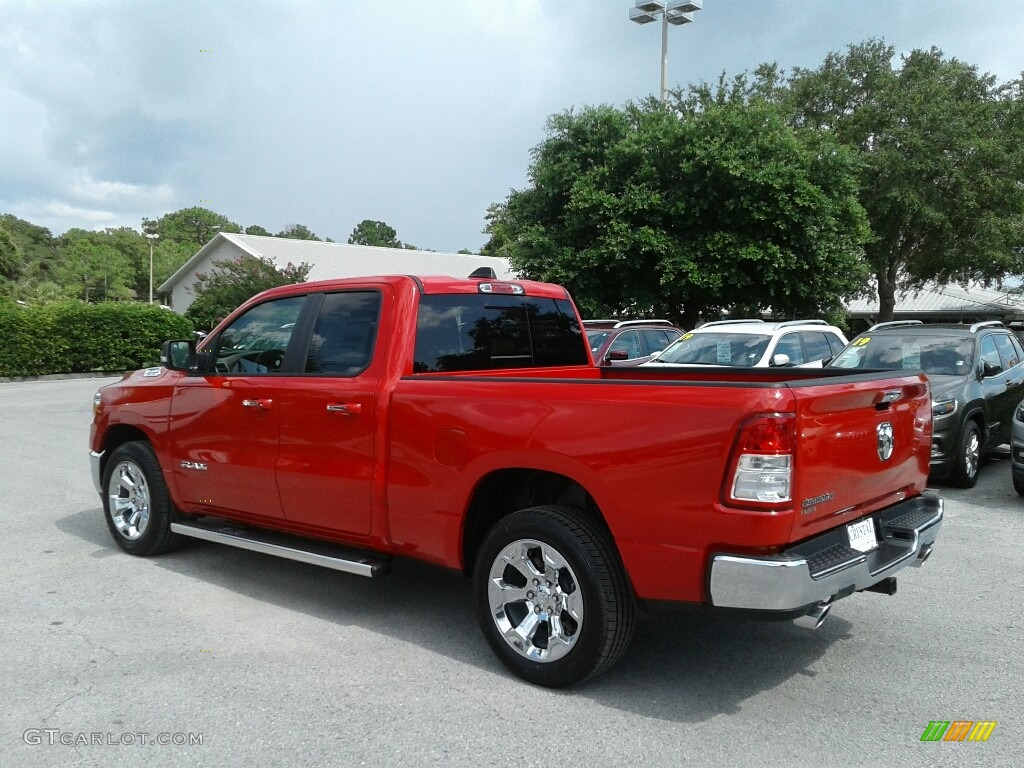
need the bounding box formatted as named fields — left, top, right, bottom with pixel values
left=787, top=372, right=931, bottom=542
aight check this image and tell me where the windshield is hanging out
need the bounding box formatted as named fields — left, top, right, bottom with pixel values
left=830, top=334, right=975, bottom=376
left=656, top=331, right=772, bottom=366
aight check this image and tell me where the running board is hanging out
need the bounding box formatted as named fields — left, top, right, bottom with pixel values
left=170, top=519, right=390, bottom=578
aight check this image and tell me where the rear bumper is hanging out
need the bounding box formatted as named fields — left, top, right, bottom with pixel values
left=708, top=494, right=942, bottom=612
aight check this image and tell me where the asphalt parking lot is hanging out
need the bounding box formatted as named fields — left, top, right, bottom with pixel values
left=2, top=376, right=1022, bottom=767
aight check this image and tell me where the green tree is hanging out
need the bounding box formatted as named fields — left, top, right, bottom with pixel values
left=0, top=226, right=21, bottom=282
left=0, top=214, right=57, bottom=283
left=781, top=40, right=1024, bottom=320
left=142, top=207, right=241, bottom=246
left=348, top=220, right=404, bottom=249
left=55, top=231, right=135, bottom=302
left=276, top=223, right=321, bottom=241
left=185, top=255, right=311, bottom=331
left=485, top=101, right=868, bottom=327
left=245, top=224, right=272, bottom=236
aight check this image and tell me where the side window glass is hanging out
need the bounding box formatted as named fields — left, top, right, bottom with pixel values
left=305, top=292, right=382, bottom=376
left=212, top=296, right=305, bottom=374
left=980, top=335, right=1002, bottom=374
left=801, top=332, right=832, bottom=363
left=642, top=329, right=678, bottom=355
left=413, top=295, right=586, bottom=373
left=1010, top=334, right=1024, bottom=366
left=609, top=330, right=641, bottom=359
left=775, top=334, right=805, bottom=365
left=826, top=333, right=847, bottom=356
left=992, top=333, right=1019, bottom=370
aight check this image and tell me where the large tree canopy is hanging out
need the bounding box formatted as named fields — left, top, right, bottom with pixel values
left=143, top=207, right=242, bottom=246
left=484, top=100, right=869, bottom=327
left=348, top=219, right=416, bottom=249
left=778, top=40, right=1024, bottom=320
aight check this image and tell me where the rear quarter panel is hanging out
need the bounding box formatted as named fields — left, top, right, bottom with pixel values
left=386, top=374, right=799, bottom=602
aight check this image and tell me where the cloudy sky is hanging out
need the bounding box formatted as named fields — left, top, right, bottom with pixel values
left=2, top=0, right=1022, bottom=253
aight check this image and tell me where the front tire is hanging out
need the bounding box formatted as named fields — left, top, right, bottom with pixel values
left=1013, top=472, right=1024, bottom=496
left=102, top=441, right=182, bottom=555
left=474, top=505, right=635, bottom=687
left=950, top=421, right=981, bottom=488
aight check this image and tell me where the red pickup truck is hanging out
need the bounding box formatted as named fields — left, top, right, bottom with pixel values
left=90, top=272, right=942, bottom=687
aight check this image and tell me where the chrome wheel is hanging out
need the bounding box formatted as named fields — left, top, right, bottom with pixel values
left=963, top=430, right=980, bottom=480
left=107, top=459, right=151, bottom=540
left=487, top=538, right=583, bottom=663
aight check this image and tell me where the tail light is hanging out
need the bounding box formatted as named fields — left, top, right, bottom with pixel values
left=725, top=413, right=795, bottom=507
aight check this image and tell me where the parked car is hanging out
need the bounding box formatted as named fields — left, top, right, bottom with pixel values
left=642, top=319, right=847, bottom=368
left=829, top=320, right=1024, bottom=488
left=583, top=319, right=683, bottom=366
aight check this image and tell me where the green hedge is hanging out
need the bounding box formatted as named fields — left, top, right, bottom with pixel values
left=0, top=302, right=194, bottom=377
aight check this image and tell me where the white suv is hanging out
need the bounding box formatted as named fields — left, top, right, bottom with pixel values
left=641, top=319, right=848, bottom=368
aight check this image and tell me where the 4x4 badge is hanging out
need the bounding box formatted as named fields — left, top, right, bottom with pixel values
left=877, top=422, right=894, bottom=461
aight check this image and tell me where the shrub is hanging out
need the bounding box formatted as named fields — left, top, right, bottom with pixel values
left=0, top=301, right=194, bottom=376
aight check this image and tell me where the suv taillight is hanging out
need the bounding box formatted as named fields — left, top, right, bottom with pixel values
left=725, top=414, right=795, bottom=507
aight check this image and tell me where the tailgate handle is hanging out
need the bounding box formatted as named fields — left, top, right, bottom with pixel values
left=242, top=399, right=273, bottom=410
left=327, top=403, right=362, bottom=415
left=874, top=389, right=902, bottom=407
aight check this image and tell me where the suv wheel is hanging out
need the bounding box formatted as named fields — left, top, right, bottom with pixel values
left=951, top=422, right=981, bottom=488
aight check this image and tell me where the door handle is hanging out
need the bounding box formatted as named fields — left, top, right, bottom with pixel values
left=326, top=402, right=362, bottom=415
left=242, top=399, right=273, bottom=409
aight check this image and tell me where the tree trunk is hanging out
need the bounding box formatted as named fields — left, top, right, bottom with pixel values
left=875, top=263, right=899, bottom=323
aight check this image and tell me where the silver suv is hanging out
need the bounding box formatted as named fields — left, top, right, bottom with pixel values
left=642, top=319, right=848, bottom=368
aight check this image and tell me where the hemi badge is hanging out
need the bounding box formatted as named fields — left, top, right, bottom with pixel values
left=180, top=461, right=208, bottom=471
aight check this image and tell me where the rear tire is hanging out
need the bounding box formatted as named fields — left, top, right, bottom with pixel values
left=474, top=505, right=635, bottom=687
left=102, top=441, right=182, bottom=555
left=1014, top=473, right=1024, bottom=496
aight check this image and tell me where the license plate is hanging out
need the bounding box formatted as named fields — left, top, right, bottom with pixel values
left=847, top=518, right=878, bottom=553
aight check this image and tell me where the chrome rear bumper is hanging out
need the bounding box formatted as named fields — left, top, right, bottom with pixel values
left=709, top=494, right=943, bottom=612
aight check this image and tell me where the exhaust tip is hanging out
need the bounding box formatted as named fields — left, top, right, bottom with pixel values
left=793, top=601, right=831, bottom=630
left=912, top=543, right=934, bottom=568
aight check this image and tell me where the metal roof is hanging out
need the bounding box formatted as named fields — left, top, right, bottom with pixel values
left=158, top=233, right=515, bottom=293
left=847, top=282, right=1024, bottom=319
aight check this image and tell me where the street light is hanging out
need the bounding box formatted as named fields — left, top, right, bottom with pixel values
left=629, top=0, right=703, bottom=104
left=145, top=233, right=159, bottom=304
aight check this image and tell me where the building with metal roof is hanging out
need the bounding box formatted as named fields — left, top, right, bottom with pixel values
left=158, top=233, right=514, bottom=313
left=846, top=282, right=1024, bottom=331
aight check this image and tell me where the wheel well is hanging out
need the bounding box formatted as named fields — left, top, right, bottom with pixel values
left=99, top=425, right=149, bottom=480
left=461, top=469, right=606, bottom=575
left=962, top=409, right=986, bottom=443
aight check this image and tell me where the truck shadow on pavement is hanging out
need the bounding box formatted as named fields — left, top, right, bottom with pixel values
left=60, top=506, right=845, bottom=723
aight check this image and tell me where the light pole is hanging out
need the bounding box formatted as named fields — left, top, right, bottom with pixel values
left=145, top=233, right=159, bottom=304
left=629, top=1, right=703, bottom=104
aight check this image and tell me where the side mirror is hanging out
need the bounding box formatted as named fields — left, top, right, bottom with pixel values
left=982, top=360, right=1002, bottom=378
left=648, top=351, right=661, bottom=361
left=161, top=339, right=196, bottom=371
left=771, top=353, right=791, bottom=367
left=607, top=349, right=630, bottom=362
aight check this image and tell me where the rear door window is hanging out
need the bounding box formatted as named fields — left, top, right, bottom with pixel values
left=800, top=332, right=834, bottom=364
left=304, top=291, right=382, bottom=376
left=993, top=333, right=1021, bottom=370
left=413, top=294, right=587, bottom=372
